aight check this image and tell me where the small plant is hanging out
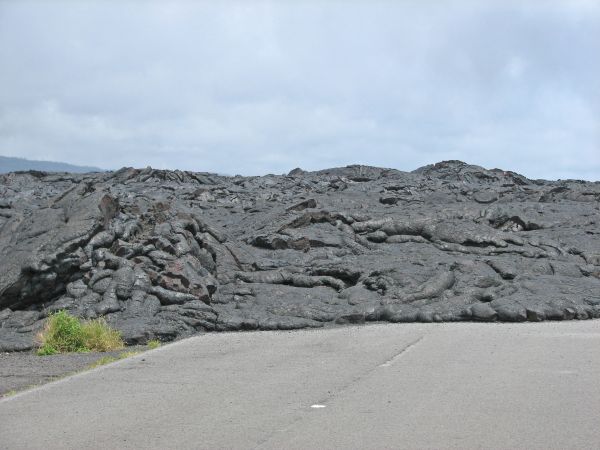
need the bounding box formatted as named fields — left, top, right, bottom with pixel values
left=36, top=310, right=124, bottom=355
left=88, top=356, right=118, bottom=369
left=147, top=339, right=161, bottom=349
left=81, top=318, right=124, bottom=352
left=36, top=310, right=88, bottom=355
left=87, top=350, right=139, bottom=369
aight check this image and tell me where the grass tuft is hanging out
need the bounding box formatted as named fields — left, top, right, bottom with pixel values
left=88, top=356, right=118, bottom=369
left=36, top=310, right=124, bottom=355
left=36, top=310, right=88, bottom=355
left=81, top=318, right=124, bottom=352
left=147, top=339, right=161, bottom=349
left=87, top=350, right=140, bottom=369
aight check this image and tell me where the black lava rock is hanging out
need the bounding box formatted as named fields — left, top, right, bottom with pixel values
left=1, top=160, right=599, bottom=351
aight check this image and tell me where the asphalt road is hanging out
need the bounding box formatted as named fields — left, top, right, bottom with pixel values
left=2, top=321, right=600, bottom=449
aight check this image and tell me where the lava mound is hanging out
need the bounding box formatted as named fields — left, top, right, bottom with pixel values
left=1, top=161, right=599, bottom=351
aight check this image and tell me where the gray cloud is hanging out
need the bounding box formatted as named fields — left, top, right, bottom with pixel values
left=0, top=0, right=598, bottom=179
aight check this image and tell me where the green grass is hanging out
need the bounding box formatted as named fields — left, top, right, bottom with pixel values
left=36, top=310, right=124, bottom=355
left=81, top=318, right=124, bottom=352
left=87, top=350, right=140, bottom=369
left=36, top=310, right=88, bottom=355
left=147, top=339, right=161, bottom=349
left=87, top=356, right=118, bottom=368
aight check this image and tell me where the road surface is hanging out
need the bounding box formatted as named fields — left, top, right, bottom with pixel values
left=2, top=321, right=600, bottom=449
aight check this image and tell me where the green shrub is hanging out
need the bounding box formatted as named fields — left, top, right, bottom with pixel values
left=147, top=339, right=161, bottom=349
left=36, top=310, right=124, bottom=355
left=36, top=310, right=88, bottom=355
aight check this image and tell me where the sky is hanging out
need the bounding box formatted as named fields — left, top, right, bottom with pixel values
left=0, top=0, right=598, bottom=180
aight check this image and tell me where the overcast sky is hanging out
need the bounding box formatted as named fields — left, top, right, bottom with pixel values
left=0, top=1, right=598, bottom=179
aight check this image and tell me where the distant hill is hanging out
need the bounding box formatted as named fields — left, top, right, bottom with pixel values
left=0, top=155, right=103, bottom=174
